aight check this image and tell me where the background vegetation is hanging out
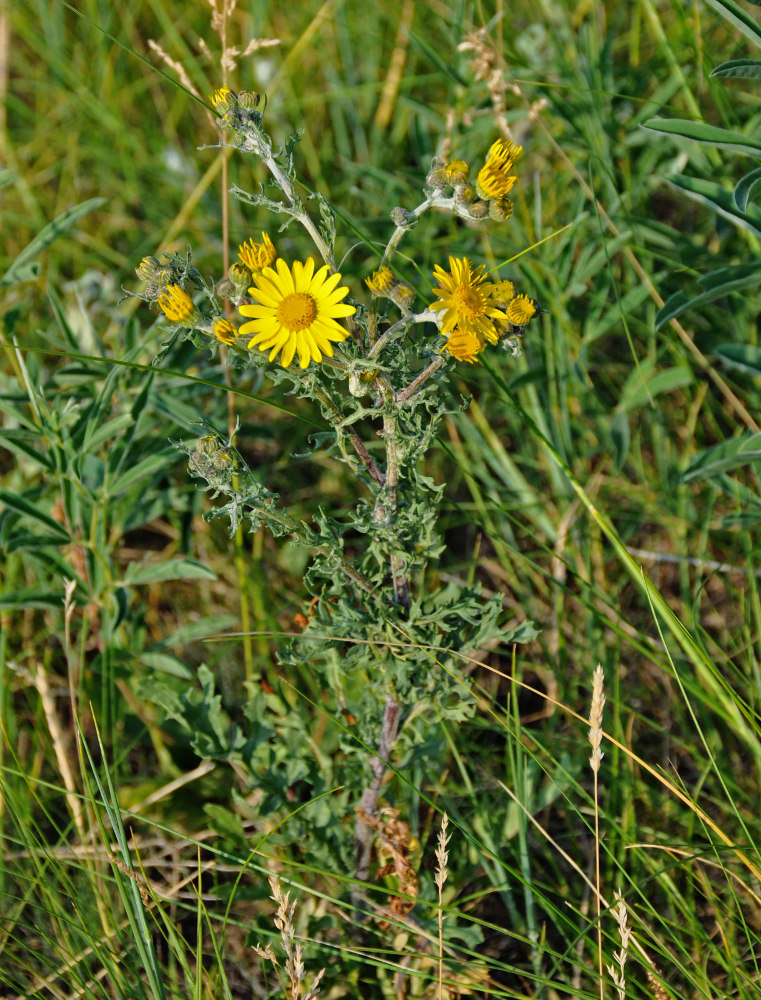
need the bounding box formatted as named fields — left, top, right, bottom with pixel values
left=3, top=0, right=761, bottom=997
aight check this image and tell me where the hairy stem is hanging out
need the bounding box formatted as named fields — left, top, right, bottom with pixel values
left=354, top=694, right=402, bottom=883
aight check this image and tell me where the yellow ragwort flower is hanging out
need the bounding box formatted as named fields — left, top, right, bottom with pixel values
left=238, top=233, right=277, bottom=272
left=506, top=294, right=537, bottom=325
left=239, top=257, right=356, bottom=368
left=443, top=327, right=485, bottom=364
left=487, top=138, right=523, bottom=169
left=212, top=318, right=238, bottom=345
left=365, top=265, right=396, bottom=296
left=490, top=280, right=516, bottom=306
left=157, top=284, right=198, bottom=325
left=430, top=257, right=505, bottom=344
left=441, top=159, right=470, bottom=184
left=476, top=162, right=518, bottom=200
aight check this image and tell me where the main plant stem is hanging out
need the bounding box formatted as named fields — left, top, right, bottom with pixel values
left=354, top=408, right=410, bottom=883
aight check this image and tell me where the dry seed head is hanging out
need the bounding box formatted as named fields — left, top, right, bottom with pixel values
left=606, top=890, right=631, bottom=1000
left=588, top=663, right=605, bottom=773
left=434, top=813, right=451, bottom=892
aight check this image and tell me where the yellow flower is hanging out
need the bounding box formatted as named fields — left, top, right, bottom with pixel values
left=239, top=257, right=356, bottom=368
left=365, top=265, right=396, bottom=296
left=487, top=138, right=522, bottom=168
left=506, top=294, right=537, bottom=325
left=476, top=139, right=522, bottom=202
left=210, top=86, right=236, bottom=112
left=238, top=233, right=277, bottom=272
left=429, top=257, right=505, bottom=344
left=476, top=162, right=518, bottom=200
left=490, top=280, right=516, bottom=306
left=157, top=284, right=198, bottom=326
left=442, top=159, right=470, bottom=184
left=443, top=327, right=485, bottom=364
left=212, top=318, right=238, bottom=345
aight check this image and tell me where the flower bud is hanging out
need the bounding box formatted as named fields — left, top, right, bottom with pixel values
left=157, top=284, right=199, bottom=326
left=228, top=262, right=252, bottom=297
left=426, top=158, right=449, bottom=190
left=135, top=256, right=161, bottom=281
left=365, top=265, right=396, bottom=297
left=216, top=279, right=235, bottom=300
left=212, top=317, right=238, bottom=345
left=238, top=232, right=277, bottom=272
left=489, top=197, right=514, bottom=222
left=389, top=281, right=415, bottom=313
left=467, top=200, right=489, bottom=219
left=209, top=86, right=237, bottom=113
left=390, top=206, right=416, bottom=228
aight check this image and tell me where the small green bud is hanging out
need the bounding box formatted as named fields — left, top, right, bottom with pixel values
left=216, top=279, right=236, bottom=300
left=467, top=200, right=489, bottom=219
left=391, top=206, right=416, bottom=228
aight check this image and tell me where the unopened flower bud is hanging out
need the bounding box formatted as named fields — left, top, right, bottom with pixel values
left=157, top=284, right=199, bottom=326
left=135, top=256, right=161, bottom=281
left=238, top=90, right=261, bottom=113
left=365, top=265, right=396, bottom=297
left=209, top=86, right=237, bottom=113
left=216, top=279, right=235, bottom=300
left=389, top=281, right=415, bottom=313
left=153, top=265, right=175, bottom=287
left=228, top=262, right=251, bottom=296
left=467, top=200, right=490, bottom=219
left=426, top=158, right=448, bottom=190
left=212, top=317, right=238, bottom=345
left=489, top=197, right=514, bottom=222
left=391, top=206, right=416, bottom=228
left=188, top=435, right=238, bottom=488
left=454, top=183, right=475, bottom=206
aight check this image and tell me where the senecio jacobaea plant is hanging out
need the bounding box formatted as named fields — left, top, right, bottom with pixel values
left=134, top=84, right=540, bottom=881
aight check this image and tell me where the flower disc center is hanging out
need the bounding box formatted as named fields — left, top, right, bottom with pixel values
left=277, top=292, right=317, bottom=332
left=452, top=285, right=484, bottom=319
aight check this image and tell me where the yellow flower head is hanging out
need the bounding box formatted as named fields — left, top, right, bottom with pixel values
left=239, top=257, right=356, bottom=369
left=443, top=327, right=485, bottom=364
left=442, top=159, right=470, bottom=184
left=157, top=284, right=198, bottom=326
left=476, top=162, right=518, bottom=200
left=210, top=86, right=236, bottom=112
left=212, top=318, right=238, bottom=345
left=506, top=294, right=537, bottom=325
left=365, top=265, right=396, bottom=296
left=430, top=257, right=505, bottom=344
left=238, top=233, right=277, bottom=272
left=490, top=280, right=516, bottom=306
left=487, top=138, right=523, bottom=168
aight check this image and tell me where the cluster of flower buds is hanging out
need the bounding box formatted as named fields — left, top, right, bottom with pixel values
left=187, top=435, right=239, bottom=491
left=426, top=138, right=523, bottom=223
left=209, top=86, right=266, bottom=129
left=216, top=232, right=278, bottom=307
left=134, top=255, right=185, bottom=301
